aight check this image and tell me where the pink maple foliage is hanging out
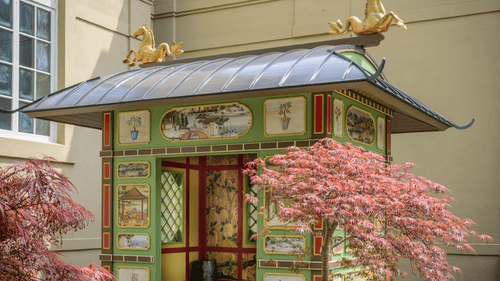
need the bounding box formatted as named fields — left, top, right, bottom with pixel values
left=244, top=138, right=492, bottom=281
left=0, top=157, right=114, bottom=280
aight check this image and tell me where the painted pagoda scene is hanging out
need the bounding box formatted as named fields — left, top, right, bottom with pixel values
left=8, top=0, right=492, bottom=281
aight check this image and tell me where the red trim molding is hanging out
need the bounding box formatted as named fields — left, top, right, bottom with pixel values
left=103, top=163, right=110, bottom=180
left=102, top=112, right=112, bottom=150
left=314, top=236, right=322, bottom=256
left=103, top=232, right=110, bottom=249
left=327, top=94, right=332, bottom=135
left=103, top=184, right=110, bottom=228
left=314, top=94, right=324, bottom=134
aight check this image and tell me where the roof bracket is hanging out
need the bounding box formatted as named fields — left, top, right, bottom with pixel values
left=454, top=118, right=475, bottom=130
left=367, top=57, right=386, bottom=81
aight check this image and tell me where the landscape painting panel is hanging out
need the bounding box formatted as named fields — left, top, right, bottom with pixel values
left=117, top=267, right=149, bottom=281
left=117, top=234, right=149, bottom=250
left=161, top=103, right=251, bottom=141
left=265, top=97, right=305, bottom=136
left=118, top=184, right=149, bottom=228
left=118, top=110, right=150, bottom=145
left=264, top=197, right=297, bottom=229
left=346, top=106, right=375, bottom=145
left=264, top=273, right=305, bottom=281
left=118, top=162, right=150, bottom=178
left=264, top=236, right=305, bottom=254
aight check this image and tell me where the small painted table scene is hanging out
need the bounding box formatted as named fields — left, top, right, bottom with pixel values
left=22, top=32, right=472, bottom=281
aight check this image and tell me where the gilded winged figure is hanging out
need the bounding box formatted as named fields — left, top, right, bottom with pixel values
left=329, top=0, right=407, bottom=36
left=123, top=24, right=183, bottom=66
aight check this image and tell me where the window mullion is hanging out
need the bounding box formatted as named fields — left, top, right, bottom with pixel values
left=12, top=0, right=19, bottom=133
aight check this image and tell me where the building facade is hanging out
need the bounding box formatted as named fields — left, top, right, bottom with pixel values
left=0, top=0, right=153, bottom=266
left=2, top=0, right=498, bottom=280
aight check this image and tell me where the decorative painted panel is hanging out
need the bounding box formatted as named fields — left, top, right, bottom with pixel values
left=377, top=117, right=385, bottom=150
left=117, top=267, right=150, bottom=281
left=117, top=184, right=150, bottom=228
left=161, top=103, right=252, bottom=141
left=332, top=235, right=344, bottom=255
left=207, top=252, right=238, bottom=280
left=264, top=235, right=305, bottom=255
left=264, top=96, right=306, bottom=137
left=243, top=253, right=257, bottom=281
left=264, top=273, right=305, bottom=281
left=117, top=161, right=150, bottom=179
left=117, top=110, right=150, bottom=145
left=346, top=106, right=375, bottom=145
left=206, top=169, right=239, bottom=247
left=333, top=99, right=344, bottom=137
left=117, top=233, right=150, bottom=250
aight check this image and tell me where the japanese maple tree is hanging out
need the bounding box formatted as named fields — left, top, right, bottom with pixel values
left=0, top=157, right=114, bottom=280
left=244, top=138, right=492, bottom=281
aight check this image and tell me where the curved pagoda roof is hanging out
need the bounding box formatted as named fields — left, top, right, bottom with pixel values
left=22, top=37, right=472, bottom=133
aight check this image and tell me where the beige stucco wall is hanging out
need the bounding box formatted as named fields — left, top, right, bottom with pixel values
left=0, top=0, right=152, bottom=267
left=152, top=0, right=500, bottom=279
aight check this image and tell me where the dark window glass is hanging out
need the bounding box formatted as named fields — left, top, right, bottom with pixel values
left=19, top=68, right=33, bottom=100
left=0, top=28, right=12, bottom=62
left=37, top=8, right=50, bottom=41
left=0, top=63, right=12, bottom=97
left=36, top=73, right=50, bottom=99
left=18, top=101, right=33, bottom=133
left=19, top=2, right=34, bottom=35
left=36, top=40, right=49, bottom=72
left=0, top=0, right=12, bottom=28
left=19, top=35, right=33, bottom=67
left=0, top=97, right=12, bottom=130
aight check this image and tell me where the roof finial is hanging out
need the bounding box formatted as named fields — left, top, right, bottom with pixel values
left=328, top=0, right=407, bottom=36
left=123, top=24, right=184, bottom=67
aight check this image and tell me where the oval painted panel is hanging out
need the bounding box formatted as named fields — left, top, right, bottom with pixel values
left=346, top=106, right=375, bottom=145
left=160, top=103, right=252, bottom=141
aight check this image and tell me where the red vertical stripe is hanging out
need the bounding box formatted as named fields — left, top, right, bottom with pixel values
left=327, top=95, right=332, bottom=134
left=237, top=155, right=244, bottom=280
left=199, top=157, right=207, bottom=260
left=104, top=113, right=110, bottom=146
left=314, top=236, right=322, bottom=255
left=103, top=233, right=110, bottom=249
left=314, top=94, right=324, bottom=134
left=315, top=220, right=323, bottom=230
left=103, top=185, right=110, bottom=227
left=185, top=159, right=191, bottom=280
left=103, top=163, right=110, bottom=179
left=314, top=277, right=322, bottom=281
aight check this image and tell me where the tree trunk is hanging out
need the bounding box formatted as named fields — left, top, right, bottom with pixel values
left=321, top=220, right=332, bottom=281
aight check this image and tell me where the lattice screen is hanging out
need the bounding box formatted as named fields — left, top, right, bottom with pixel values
left=160, top=171, right=183, bottom=243
left=247, top=184, right=258, bottom=242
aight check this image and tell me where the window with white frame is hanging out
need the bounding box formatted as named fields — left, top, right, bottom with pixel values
left=0, top=0, right=57, bottom=142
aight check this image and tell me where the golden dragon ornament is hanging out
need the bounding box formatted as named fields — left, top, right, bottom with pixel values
left=329, top=0, right=407, bottom=36
left=123, top=24, right=184, bottom=66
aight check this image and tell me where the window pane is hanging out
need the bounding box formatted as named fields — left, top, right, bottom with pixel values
left=19, top=35, right=33, bottom=67
left=0, top=0, right=12, bottom=28
left=37, top=8, right=50, bottom=41
left=0, top=63, right=12, bottom=97
left=18, top=101, right=33, bottom=133
left=36, top=41, right=50, bottom=72
left=19, top=2, right=34, bottom=35
left=36, top=73, right=50, bottom=99
left=0, top=28, right=12, bottom=62
left=35, top=119, right=49, bottom=136
left=0, top=97, right=11, bottom=130
left=19, top=68, right=33, bottom=100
